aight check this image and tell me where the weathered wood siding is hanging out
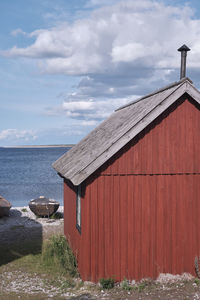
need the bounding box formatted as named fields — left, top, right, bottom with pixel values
left=64, top=96, right=200, bottom=282
left=63, top=180, right=80, bottom=253
left=99, top=96, right=200, bottom=175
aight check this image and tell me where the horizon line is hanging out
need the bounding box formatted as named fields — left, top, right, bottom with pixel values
left=1, top=144, right=75, bottom=148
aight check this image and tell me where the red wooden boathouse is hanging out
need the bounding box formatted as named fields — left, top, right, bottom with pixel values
left=53, top=50, right=200, bottom=282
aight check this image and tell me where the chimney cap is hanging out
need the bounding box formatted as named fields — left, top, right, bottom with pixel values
left=178, top=44, right=190, bottom=52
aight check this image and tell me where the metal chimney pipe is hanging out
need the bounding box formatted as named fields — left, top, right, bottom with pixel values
left=177, top=44, right=190, bottom=79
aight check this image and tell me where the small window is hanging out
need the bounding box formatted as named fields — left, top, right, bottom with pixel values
left=76, top=184, right=81, bottom=233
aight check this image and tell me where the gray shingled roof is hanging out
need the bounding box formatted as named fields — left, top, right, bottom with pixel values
left=53, top=77, right=200, bottom=186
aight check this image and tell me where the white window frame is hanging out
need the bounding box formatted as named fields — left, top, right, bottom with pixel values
left=76, top=184, right=81, bottom=233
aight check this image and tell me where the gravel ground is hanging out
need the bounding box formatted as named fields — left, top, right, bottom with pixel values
left=1, top=269, right=200, bottom=299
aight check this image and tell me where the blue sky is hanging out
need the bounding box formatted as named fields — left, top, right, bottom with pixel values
left=1, top=0, right=200, bottom=146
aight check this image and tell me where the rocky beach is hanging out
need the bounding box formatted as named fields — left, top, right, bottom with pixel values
left=0, top=206, right=64, bottom=245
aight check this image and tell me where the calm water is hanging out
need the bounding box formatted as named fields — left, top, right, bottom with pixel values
left=0, top=147, right=70, bottom=207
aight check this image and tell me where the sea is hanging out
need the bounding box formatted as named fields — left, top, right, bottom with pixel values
left=0, top=147, right=70, bottom=207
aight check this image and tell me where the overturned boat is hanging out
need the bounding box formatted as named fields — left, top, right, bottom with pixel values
left=29, top=196, right=59, bottom=217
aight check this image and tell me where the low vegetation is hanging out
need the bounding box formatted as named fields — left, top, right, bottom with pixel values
left=99, top=277, right=115, bottom=289
left=120, top=278, right=133, bottom=291
left=42, top=234, right=78, bottom=277
left=50, top=211, right=63, bottom=219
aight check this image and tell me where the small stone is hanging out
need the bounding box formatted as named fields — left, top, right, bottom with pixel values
left=83, top=281, right=96, bottom=287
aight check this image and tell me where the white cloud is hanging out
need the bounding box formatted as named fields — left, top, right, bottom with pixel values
left=3, top=0, right=198, bottom=73
left=5, top=28, right=73, bottom=59
left=3, top=0, right=200, bottom=126
left=45, top=93, right=137, bottom=121
left=0, top=129, right=37, bottom=142
left=61, top=95, right=138, bottom=121
left=11, top=28, right=27, bottom=37
left=112, top=43, right=146, bottom=63
left=63, top=100, right=94, bottom=111
left=80, top=120, right=98, bottom=126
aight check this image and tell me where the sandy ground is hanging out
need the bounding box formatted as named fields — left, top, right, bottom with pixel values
left=0, top=206, right=64, bottom=244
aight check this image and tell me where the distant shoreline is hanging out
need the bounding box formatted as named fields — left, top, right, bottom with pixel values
left=2, top=144, right=75, bottom=148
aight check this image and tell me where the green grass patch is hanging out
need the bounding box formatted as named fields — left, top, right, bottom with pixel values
left=60, top=278, right=76, bottom=289
left=42, top=235, right=78, bottom=277
left=0, top=234, right=77, bottom=280
left=50, top=212, right=63, bottom=219
left=0, top=240, right=41, bottom=267
left=121, top=278, right=133, bottom=291
left=99, top=277, right=115, bottom=289
left=194, top=278, right=200, bottom=285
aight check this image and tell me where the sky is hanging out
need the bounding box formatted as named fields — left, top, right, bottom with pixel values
left=1, top=0, right=200, bottom=146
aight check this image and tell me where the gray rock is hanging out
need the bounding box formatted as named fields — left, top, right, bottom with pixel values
left=0, top=196, right=11, bottom=217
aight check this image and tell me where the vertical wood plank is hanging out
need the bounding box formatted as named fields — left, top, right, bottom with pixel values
left=120, top=175, right=128, bottom=279
left=134, top=176, right=142, bottom=280
left=90, top=177, right=98, bottom=281
left=97, top=176, right=105, bottom=280
left=113, top=175, right=121, bottom=281
left=127, top=175, right=134, bottom=279
left=104, top=176, right=112, bottom=278
left=83, top=182, right=91, bottom=280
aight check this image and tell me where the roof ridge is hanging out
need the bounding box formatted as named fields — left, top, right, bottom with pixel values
left=116, top=77, right=193, bottom=111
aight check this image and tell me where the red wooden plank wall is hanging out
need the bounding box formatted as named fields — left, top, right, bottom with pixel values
left=100, top=97, right=200, bottom=175
left=64, top=97, right=200, bottom=282
left=79, top=174, right=200, bottom=282
left=63, top=180, right=80, bottom=254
